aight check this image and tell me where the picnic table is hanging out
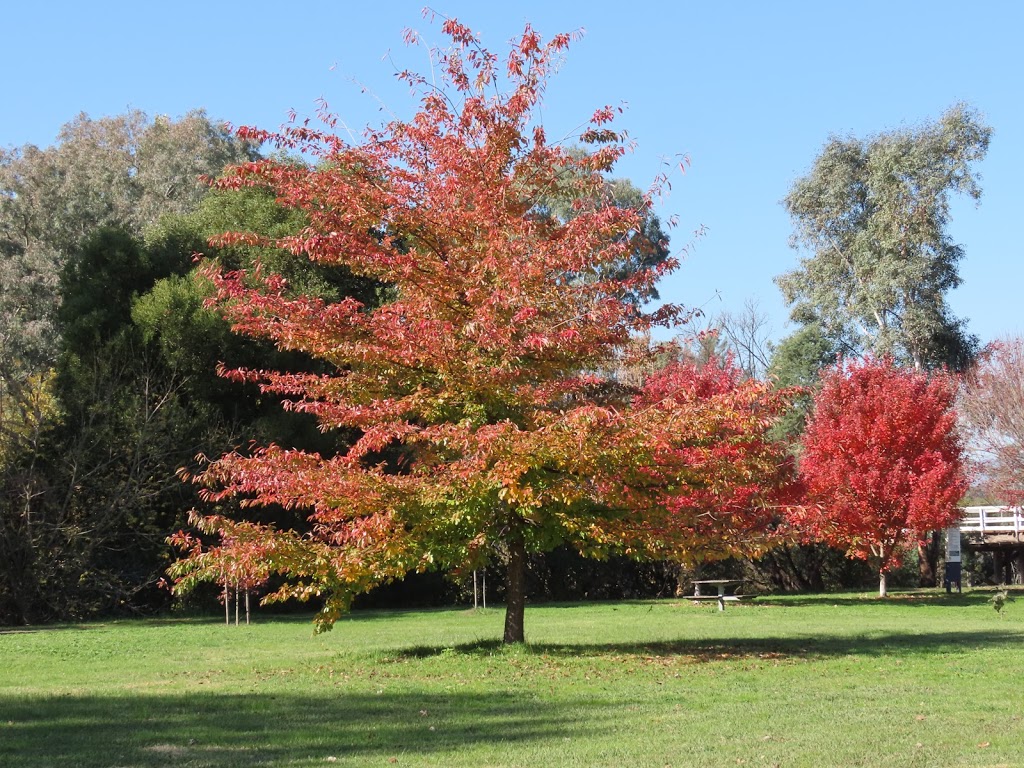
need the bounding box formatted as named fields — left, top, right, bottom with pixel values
left=690, top=579, right=757, bottom=611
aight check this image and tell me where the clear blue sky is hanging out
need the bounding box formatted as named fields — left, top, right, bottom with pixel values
left=4, top=1, right=1022, bottom=347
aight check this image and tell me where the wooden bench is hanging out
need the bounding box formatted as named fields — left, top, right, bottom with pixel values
left=688, top=593, right=761, bottom=610
left=689, top=595, right=758, bottom=602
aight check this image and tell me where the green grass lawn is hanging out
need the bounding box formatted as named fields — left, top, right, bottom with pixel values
left=2, top=589, right=1023, bottom=767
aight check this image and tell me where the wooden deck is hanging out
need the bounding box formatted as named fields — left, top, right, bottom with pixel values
left=958, top=508, right=1024, bottom=584
left=960, top=506, right=1024, bottom=539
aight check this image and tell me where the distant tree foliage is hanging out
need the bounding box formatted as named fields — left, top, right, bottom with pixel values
left=538, top=165, right=672, bottom=306
left=0, top=109, right=258, bottom=373
left=776, top=105, right=990, bottom=371
left=766, top=322, right=839, bottom=442
left=0, top=110, right=258, bottom=254
left=0, top=227, right=209, bottom=623
left=0, top=111, right=259, bottom=624
left=960, top=338, right=1024, bottom=503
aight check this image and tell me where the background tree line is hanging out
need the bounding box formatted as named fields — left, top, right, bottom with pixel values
left=0, top=110, right=362, bottom=623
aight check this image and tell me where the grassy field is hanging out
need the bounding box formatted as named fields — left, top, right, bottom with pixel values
left=2, top=590, right=1023, bottom=767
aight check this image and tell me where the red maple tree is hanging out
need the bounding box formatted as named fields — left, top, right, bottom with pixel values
left=795, top=357, right=968, bottom=596
left=169, top=19, right=796, bottom=642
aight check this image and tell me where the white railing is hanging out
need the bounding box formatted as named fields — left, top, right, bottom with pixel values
left=960, top=506, right=1024, bottom=535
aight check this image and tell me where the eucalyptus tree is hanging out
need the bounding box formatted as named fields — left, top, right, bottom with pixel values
left=0, top=109, right=258, bottom=374
left=776, top=104, right=990, bottom=371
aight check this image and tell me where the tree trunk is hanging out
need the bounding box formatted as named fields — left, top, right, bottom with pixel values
left=0, top=543, right=38, bottom=625
left=674, top=563, right=690, bottom=597
left=503, top=534, right=527, bottom=644
left=917, top=533, right=938, bottom=587
left=876, top=543, right=890, bottom=598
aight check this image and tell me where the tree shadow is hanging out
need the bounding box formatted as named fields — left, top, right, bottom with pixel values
left=341, top=605, right=491, bottom=621
left=0, top=624, right=95, bottom=635
left=143, top=612, right=322, bottom=627
left=390, top=628, right=1024, bottom=663
left=0, top=690, right=599, bottom=768
left=756, top=588, right=1024, bottom=608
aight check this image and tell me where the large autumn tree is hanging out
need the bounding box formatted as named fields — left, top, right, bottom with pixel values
left=795, top=358, right=968, bottom=596
left=170, top=19, right=796, bottom=642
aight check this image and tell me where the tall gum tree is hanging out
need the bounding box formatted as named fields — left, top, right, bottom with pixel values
left=0, top=109, right=258, bottom=377
left=776, top=105, right=990, bottom=372
left=169, top=19, right=796, bottom=643
left=776, top=105, right=989, bottom=587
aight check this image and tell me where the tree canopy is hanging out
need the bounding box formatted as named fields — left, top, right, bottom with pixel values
left=776, top=105, right=990, bottom=371
left=0, top=112, right=258, bottom=624
left=169, top=20, right=797, bottom=642
left=0, top=109, right=258, bottom=374
left=795, top=357, right=968, bottom=596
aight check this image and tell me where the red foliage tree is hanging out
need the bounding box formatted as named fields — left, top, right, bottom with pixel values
left=960, top=337, right=1024, bottom=503
left=795, top=358, right=968, bottom=596
left=168, top=19, right=796, bottom=642
left=623, top=358, right=800, bottom=564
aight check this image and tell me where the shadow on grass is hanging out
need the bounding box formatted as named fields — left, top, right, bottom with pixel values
left=139, top=612, right=322, bottom=627
left=391, top=628, right=1024, bottom=663
left=755, top=589, right=1023, bottom=608
left=0, top=690, right=597, bottom=768
left=0, top=613, right=325, bottom=635
left=0, top=624, right=95, bottom=635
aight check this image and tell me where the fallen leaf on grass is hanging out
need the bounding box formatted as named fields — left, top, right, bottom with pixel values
left=978, top=742, right=991, bottom=748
